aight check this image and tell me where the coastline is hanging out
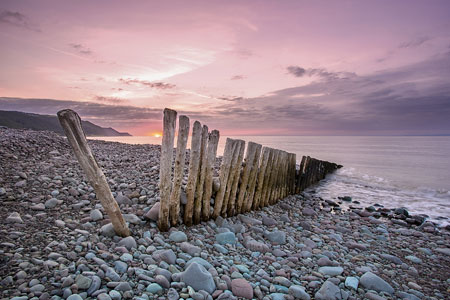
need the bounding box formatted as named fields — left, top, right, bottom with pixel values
left=1, top=128, right=449, bottom=299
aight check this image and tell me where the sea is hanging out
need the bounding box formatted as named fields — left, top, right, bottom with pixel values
left=89, top=135, right=450, bottom=227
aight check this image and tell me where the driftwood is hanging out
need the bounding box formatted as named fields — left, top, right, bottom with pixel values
left=57, top=109, right=130, bottom=237
left=169, top=115, right=190, bottom=226
left=252, top=146, right=270, bottom=210
left=184, top=121, right=202, bottom=226
left=212, top=139, right=234, bottom=218
left=202, top=130, right=220, bottom=221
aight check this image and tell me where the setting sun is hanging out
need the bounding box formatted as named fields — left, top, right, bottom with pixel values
left=154, top=133, right=161, bottom=138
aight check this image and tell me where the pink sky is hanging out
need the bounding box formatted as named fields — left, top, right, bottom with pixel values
left=1, top=0, right=450, bottom=135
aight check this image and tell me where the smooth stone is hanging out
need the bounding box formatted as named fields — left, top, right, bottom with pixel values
left=216, top=232, right=237, bottom=245
left=144, top=202, right=160, bottom=221
left=264, top=230, right=286, bottom=244
left=118, top=236, right=137, bottom=250
left=90, top=209, right=103, bottom=221
left=75, top=274, right=92, bottom=290
left=115, top=282, right=132, bottom=291
left=169, top=231, right=188, bottom=243
left=180, top=262, right=216, bottom=294
left=67, top=295, right=83, bottom=300
left=6, top=212, right=23, bottom=223
left=87, top=275, right=101, bottom=295
left=318, top=266, right=343, bottom=276
left=146, top=283, right=163, bottom=294
left=100, top=223, right=116, bottom=237
left=231, top=278, right=253, bottom=299
left=314, top=280, right=342, bottom=300
left=214, top=244, right=229, bottom=254
left=44, top=198, right=60, bottom=208
left=344, top=277, right=358, bottom=290
left=360, top=272, right=394, bottom=294
left=405, top=255, right=422, bottom=264
left=180, top=242, right=202, bottom=256
left=289, top=285, right=310, bottom=300
left=29, top=284, right=45, bottom=292
left=185, top=257, right=213, bottom=270
left=114, top=261, right=128, bottom=273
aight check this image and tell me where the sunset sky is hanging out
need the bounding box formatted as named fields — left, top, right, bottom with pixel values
left=1, top=0, right=450, bottom=135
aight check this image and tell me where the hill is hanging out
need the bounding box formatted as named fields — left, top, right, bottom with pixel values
left=0, top=110, right=131, bottom=136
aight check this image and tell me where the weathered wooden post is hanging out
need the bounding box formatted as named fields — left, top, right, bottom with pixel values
left=158, top=108, right=177, bottom=231
left=252, top=147, right=270, bottom=210
left=241, top=143, right=262, bottom=213
left=202, top=130, right=220, bottom=222
left=57, top=109, right=130, bottom=237
left=194, top=125, right=209, bottom=224
left=261, top=148, right=275, bottom=208
left=212, top=138, right=235, bottom=219
left=184, top=121, right=202, bottom=226
left=169, top=115, right=190, bottom=227
left=224, top=140, right=245, bottom=217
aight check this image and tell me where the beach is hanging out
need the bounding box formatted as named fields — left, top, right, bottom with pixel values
left=1, top=128, right=449, bottom=300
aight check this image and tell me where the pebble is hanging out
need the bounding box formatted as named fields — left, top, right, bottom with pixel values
left=231, top=278, right=253, bottom=299
left=216, top=232, right=237, bottom=245
left=180, top=262, right=216, bottom=294
left=360, top=271, right=394, bottom=294
left=169, top=231, right=188, bottom=242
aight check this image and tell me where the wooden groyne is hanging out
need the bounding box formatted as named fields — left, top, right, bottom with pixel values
left=158, top=108, right=341, bottom=231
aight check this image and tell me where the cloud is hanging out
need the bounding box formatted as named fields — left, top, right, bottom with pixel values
left=286, top=66, right=306, bottom=77
left=119, top=78, right=176, bottom=89
left=93, top=96, right=126, bottom=104
left=69, top=43, right=93, bottom=55
left=230, top=75, right=245, bottom=80
left=287, top=66, right=355, bottom=81
left=218, top=96, right=245, bottom=102
left=0, top=10, right=39, bottom=32
left=399, top=36, right=431, bottom=49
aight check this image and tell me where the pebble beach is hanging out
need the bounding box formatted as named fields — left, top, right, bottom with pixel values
left=1, top=128, right=449, bottom=300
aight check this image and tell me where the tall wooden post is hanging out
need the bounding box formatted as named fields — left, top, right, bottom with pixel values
left=57, top=109, right=130, bottom=237
left=213, top=138, right=235, bottom=219
left=169, top=115, right=190, bottom=227
left=226, top=139, right=245, bottom=217
left=242, top=143, right=262, bottom=213
left=194, top=125, right=209, bottom=224
left=184, top=121, right=202, bottom=226
left=202, top=130, right=220, bottom=222
left=252, top=146, right=270, bottom=210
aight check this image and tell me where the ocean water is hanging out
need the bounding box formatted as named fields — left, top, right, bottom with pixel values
left=89, top=135, right=450, bottom=226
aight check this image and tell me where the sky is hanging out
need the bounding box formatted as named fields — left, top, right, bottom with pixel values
left=1, top=0, right=450, bottom=136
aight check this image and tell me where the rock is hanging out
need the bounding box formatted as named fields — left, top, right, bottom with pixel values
left=181, top=242, right=202, bottom=256
left=100, top=223, right=116, bottom=237
left=15, top=180, right=27, bottom=188
left=264, top=230, right=286, bottom=244
left=44, top=198, right=60, bottom=208
left=169, top=231, right=188, bottom=242
left=360, top=272, right=394, bottom=294
left=262, top=215, right=277, bottom=226
left=231, top=278, right=253, bottom=299
left=155, top=274, right=170, bottom=288
left=118, top=236, right=137, bottom=250
left=115, top=282, right=132, bottom=291
left=289, top=285, right=310, bottom=300
left=344, top=277, right=358, bottom=290
left=380, top=254, right=403, bottom=264
left=318, top=266, right=343, bottom=276
left=116, top=193, right=131, bottom=205
left=31, top=203, right=45, bottom=210
left=185, top=257, right=213, bottom=270
left=144, top=202, right=160, bottom=221
left=90, top=209, right=103, bottom=221
left=105, top=267, right=121, bottom=281
left=405, top=255, right=422, bottom=264
left=67, top=295, right=83, bottom=300
left=180, top=262, right=216, bottom=294
left=365, top=292, right=387, bottom=300
left=75, top=274, right=92, bottom=290
left=6, top=212, right=23, bottom=223
left=435, top=248, right=450, bottom=256
left=168, top=288, right=180, bottom=300
left=314, top=280, right=342, bottom=300
left=302, top=208, right=316, bottom=216
left=123, top=213, right=141, bottom=224
left=146, top=283, right=163, bottom=294
left=243, top=237, right=270, bottom=253
left=154, top=249, right=177, bottom=264
left=87, top=275, right=101, bottom=295
left=216, top=232, right=236, bottom=245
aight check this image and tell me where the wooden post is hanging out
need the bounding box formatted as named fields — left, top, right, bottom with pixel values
left=169, top=115, right=190, bottom=227
left=157, top=108, right=177, bottom=231
left=184, top=121, right=202, bottom=226
left=57, top=109, right=130, bottom=237
left=261, top=148, right=275, bottom=207
left=224, top=140, right=245, bottom=217
left=193, top=125, right=209, bottom=224
left=296, top=156, right=306, bottom=193
left=236, top=142, right=257, bottom=214
left=290, top=153, right=297, bottom=195
left=202, top=130, right=220, bottom=222
left=243, top=143, right=262, bottom=213
left=269, top=149, right=281, bottom=205
left=212, top=138, right=235, bottom=219
left=252, top=146, right=270, bottom=210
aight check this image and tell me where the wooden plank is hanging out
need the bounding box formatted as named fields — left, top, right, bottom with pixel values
left=224, top=139, right=245, bottom=217
left=262, top=148, right=276, bottom=207
left=193, top=125, right=209, bottom=224
left=212, top=138, right=235, bottom=219
left=169, top=115, right=190, bottom=227
left=290, top=153, right=297, bottom=194
left=243, top=143, right=262, bottom=213
left=57, top=109, right=130, bottom=237
left=201, top=129, right=220, bottom=222
left=269, top=149, right=281, bottom=205
left=236, top=142, right=258, bottom=214
left=184, top=121, right=202, bottom=226
left=252, top=146, right=270, bottom=210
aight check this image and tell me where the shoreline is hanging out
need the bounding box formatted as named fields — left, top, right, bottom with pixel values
left=1, top=128, right=449, bottom=299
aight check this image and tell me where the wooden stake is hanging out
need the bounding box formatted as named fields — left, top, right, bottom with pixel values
left=243, top=143, right=262, bottom=213
left=57, top=109, right=130, bottom=237
left=252, top=146, right=270, bottom=210
left=236, top=142, right=257, bottom=214
left=169, top=115, right=190, bottom=227
left=261, top=148, right=275, bottom=207
left=224, top=139, right=245, bottom=217
left=202, top=130, right=220, bottom=222
left=193, top=125, right=209, bottom=224
left=212, top=138, right=235, bottom=219
left=184, top=121, right=202, bottom=226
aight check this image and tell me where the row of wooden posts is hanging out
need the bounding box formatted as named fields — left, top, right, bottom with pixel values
left=158, top=108, right=341, bottom=231
left=57, top=108, right=340, bottom=237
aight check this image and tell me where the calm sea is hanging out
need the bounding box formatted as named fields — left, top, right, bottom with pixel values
left=89, top=135, right=450, bottom=226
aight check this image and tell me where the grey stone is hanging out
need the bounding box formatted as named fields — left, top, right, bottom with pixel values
left=75, top=274, right=92, bottom=290
left=180, top=262, right=216, bottom=294
left=186, top=257, right=213, bottom=270
left=100, top=223, right=116, bottom=237
left=144, top=202, right=160, bottom=221
left=318, top=266, right=343, bottom=276
left=67, top=295, right=83, bottom=300
left=360, top=272, right=394, bottom=294
left=105, top=267, right=121, bottom=281
left=6, top=212, right=23, bottom=223
left=264, top=230, right=286, bottom=244
left=118, top=236, right=137, bottom=250
left=169, top=231, right=188, bottom=243
left=289, top=284, right=311, bottom=300
left=181, top=242, right=202, bottom=256
left=344, top=277, right=358, bottom=290
left=315, top=280, right=342, bottom=300
left=154, top=249, right=177, bottom=264
left=87, top=275, right=101, bottom=295
left=90, top=209, right=103, bottom=221
left=216, top=232, right=236, bottom=245
left=123, top=213, right=141, bottom=224
left=29, top=284, right=45, bottom=292
left=115, top=282, right=132, bottom=291
left=146, top=283, right=163, bottom=294
left=44, top=198, right=60, bottom=208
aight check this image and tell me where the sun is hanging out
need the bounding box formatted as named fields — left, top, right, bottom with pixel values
left=154, top=133, right=161, bottom=138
